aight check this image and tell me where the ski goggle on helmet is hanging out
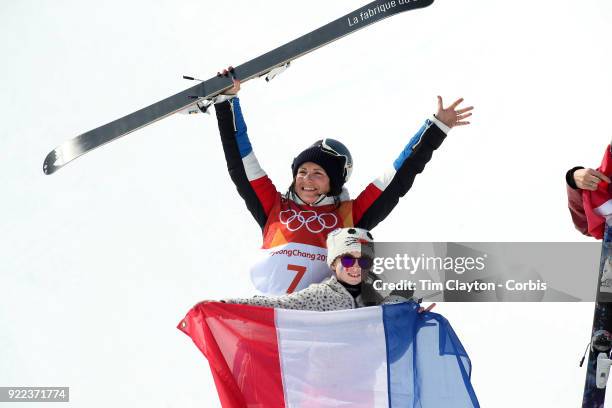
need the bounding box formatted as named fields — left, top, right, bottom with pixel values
left=318, top=138, right=353, bottom=183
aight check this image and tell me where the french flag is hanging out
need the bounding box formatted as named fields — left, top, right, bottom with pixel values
left=179, top=301, right=479, bottom=407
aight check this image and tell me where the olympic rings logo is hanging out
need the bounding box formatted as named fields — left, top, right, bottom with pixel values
left=279, top=209, right=338, bottom=233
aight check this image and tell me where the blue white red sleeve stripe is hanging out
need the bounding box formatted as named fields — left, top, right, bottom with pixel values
left=179, top=301, right=479, bottom=407
left=359, top=120, right=432, bottom=199
left=230, top=97, right=253, bottom=159
left=241, top=151, right=266, bottom=181
left=231, top=99, right=267, bottom=182
left=219, top=97, right=278, bottom=220
left=353, top=120, right=445, bottom=228
left=393, top=121, right=431, bottom=171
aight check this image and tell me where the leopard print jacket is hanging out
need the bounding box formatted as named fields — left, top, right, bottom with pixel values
left=223, top=276, right=406, bottom=311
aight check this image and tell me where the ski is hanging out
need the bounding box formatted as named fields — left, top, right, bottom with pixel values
left=42, top=0, right=434, bottom=175
left=582, top=223, right=612, bottom=407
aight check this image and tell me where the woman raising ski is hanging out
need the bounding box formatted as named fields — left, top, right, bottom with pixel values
left=213, top=75, right=473, bottom=295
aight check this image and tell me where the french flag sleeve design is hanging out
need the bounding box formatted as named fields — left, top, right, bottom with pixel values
left=353, top=119, right=447, bottom=230
left=215, top=97, right=279, bottom=229
left=179, top=302, right=479, bottom=408
left=582, top=145, right=612, bottom=239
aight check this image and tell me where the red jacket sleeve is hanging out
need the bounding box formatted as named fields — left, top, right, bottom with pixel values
left=567, top=184, right=589, bottom=236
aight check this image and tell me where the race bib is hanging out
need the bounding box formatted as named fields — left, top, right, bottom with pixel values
left=250, top=243, right=332, bottom=295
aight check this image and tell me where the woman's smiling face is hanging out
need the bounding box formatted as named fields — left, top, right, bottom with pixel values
left=294, top=162, right=330, bottom=204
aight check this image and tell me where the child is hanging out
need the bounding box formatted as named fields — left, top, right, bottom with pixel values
left=214, top=76, right=473, bottom=295
left=180, top=230, right=463, bottom=408
left=223, top=227, right=434, bottom=312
